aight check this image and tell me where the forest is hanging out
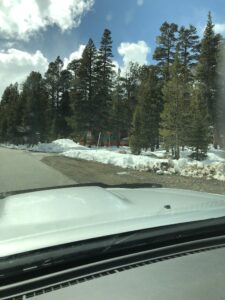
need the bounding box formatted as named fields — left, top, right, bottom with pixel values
left=0, top=12, right=225, bottom=160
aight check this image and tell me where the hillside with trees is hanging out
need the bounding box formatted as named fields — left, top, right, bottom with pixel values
left=0, top=13, right=224, bottom=160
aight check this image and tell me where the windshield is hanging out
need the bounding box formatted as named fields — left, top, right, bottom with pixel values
left=0, top=2, right=225, bottom=217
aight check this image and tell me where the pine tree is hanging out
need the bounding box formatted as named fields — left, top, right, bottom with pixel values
left=137, top=66, right=162, bottom=151
left=196, top=12, right=221, bottom=133
left=153, top=22, right=178, bottom=80
left=177, top=25, right=200, bottom=82
left=58, top=69, right=72, bottom=137
left=0, top=83, right=20, bottom=143
left=121, top=62, right=142, bottom=132
left=19, top=72, right=48, bottom=143
left=129, top=105, right=143, bottom=155
left=44, top=56, right=64, bottom=139
left=160, top=52, right=186, bottom=159
left=178, top=25, right=200, bottom=67
left=188, top=83, right=210, bottom=160
left=94, top=29, right=114, bottom=136
left=111, top=68, right=128, bottom=145
left=67, top=58, right=81, bottom=80
left=216, top=39, right=225, bottom=148
left=129, top=66, right=162, bottom=154
left=69, top=38, right=97, bottom=141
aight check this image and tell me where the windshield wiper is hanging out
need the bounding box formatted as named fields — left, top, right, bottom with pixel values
left=0, top=182, right=162, bottom=199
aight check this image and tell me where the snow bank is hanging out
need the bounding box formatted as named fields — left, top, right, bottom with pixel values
left=1, top=139, right=225, bottom=181
left=0, top=139, right=88, bottom=153
left=62, top=147, right=225, bottom=182
left=63, top=149, right=169, bottom=171
left=30, top=139, right=88, bottom=152
left=172, top=158, right=225, bottom=181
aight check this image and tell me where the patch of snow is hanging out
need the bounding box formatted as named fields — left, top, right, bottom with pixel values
left=63, top=149, right=169, bottom=172
left=156, top=170, right=164, bottom=175
left=0, top=139, right=88, bottom=153
left=117, top=171, right=129, bottom=175
left=62, top=146, right=225, bottom=182
left=142, top=149, right=167, bottom=158
left=1, top=140, right=225, bottom=182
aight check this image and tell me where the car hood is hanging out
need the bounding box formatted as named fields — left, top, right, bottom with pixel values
left=1, top=187, right=225, bottom=257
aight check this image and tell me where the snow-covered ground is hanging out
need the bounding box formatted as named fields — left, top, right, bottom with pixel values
left=63, top=146, right=225, bottom=181
left=0, top=139, right=88, bottom=152
left=1, top=139, right=225, bottom=181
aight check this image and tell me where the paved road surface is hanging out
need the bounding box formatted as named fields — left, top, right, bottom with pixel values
left=0, top=147, right=76, bottom=193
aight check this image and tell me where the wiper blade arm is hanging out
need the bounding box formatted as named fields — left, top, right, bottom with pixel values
left=0, top=182, right=162, bottom=199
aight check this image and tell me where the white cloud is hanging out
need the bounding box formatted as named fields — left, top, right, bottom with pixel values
left=118, top=41, right=150, bottom=73
left=112, top=60, right=120, bottom=73
left=137, top=0, right=144, bottom=6
left=0, top=0, right=94, bottom=40
left=0, top=44, right=89, bottom=97
left=0, top=40, right=150, bottom=98
left=63, top=44, right=86, bottom=68
left=198, top=22, right=225, bottom=38
left=214, top=23, right=225, bottom=36
left=0, top=48, right=48, bottom=96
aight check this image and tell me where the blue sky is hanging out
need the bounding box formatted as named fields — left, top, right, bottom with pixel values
left=10, top=0, right=225, bottom=62
left=0, top=0, right=224, bottom=96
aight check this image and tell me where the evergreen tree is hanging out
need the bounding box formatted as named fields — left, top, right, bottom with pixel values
left=67, top=58, right=81, bottom=80
left=129, top=66, right=162, bottom=153
left=153, top=22, right=178, bottom=80
left=137, top=66, right=162, bottom=151
left=196, top=12, right=221, bottom=133
left=178, top=25, right=200, bottom=67
left=58, top=69, right=73, bottom=137
left=160, top=52, right=186, bottom=159
left=121, top=62, right=142, bottom=132
left=44, top=56, right=63, bottom=139
left=19, top=72, right=48, bottom=143
left=216, top=39, right=225, bottom=148
left=0, top=83, right=20, bottom=143
left=94, top=29, right=114, bottom=136
left=111, top=68, right=128, bottom=145
left=129, top=105, right=143, bottom=155
left=177, top=25, right=200, bottom=81
left=188, top=83, right=210, bottom=160
left=69, top=38, right=97, bottom=141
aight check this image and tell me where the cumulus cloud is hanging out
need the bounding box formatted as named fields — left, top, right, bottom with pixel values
left=0, top=0, right=94, bottom=40
left=0, top=44, right=89, bottom=97
left=63, top=44, right=86, bottom=68
left=198, top=22, right=225, bottom=38
left=112, top=60, right=120, bottom=73
left=0, top=40, right=150, bottom=97
left=0, top=48, right=48, bottom=96
left=214, top=23, right=225, bottom=36
left=118, top=41, right=150, bottom=73
left=0, top=43, right=89, bottom=97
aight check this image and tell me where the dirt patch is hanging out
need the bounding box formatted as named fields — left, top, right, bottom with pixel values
left=42, top=156, right=225, bottom=195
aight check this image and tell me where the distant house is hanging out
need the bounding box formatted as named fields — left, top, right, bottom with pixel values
left=120, top=137, right=129, bottom=146
left=79, top=131, right=128, bottom=147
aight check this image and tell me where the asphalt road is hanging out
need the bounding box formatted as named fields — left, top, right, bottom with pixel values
left=0, top=147, right=76, bottom=193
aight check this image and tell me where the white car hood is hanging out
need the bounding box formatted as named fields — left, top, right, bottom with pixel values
left=1, top=187, right=225, bottom=257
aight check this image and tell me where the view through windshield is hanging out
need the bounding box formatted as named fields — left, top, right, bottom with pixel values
left=0, top=0, right=225, bottom=195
